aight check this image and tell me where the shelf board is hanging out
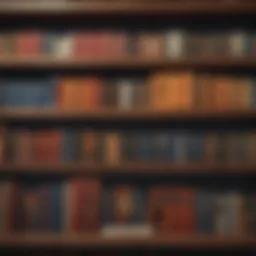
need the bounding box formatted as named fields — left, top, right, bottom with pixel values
left=0, top=2, right=256, bottom=16
left=0, top=234, right=255, bottom=248
left=1, top=109, right=256, bottom=122
left=0, top=57, right=256, bottom=70
left=1, top=163, right=256, bottom=175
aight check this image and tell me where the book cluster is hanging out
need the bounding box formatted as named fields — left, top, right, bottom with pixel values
left=0, top=128, right=256, bottom=165
left=0, top=179, right=255, bottom=236
left=0, top=73, right=256, bottom=111
left=0, top=30, right=256, bottom=59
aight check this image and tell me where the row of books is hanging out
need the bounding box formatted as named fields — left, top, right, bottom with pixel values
left=0, top=73, right=256, bottom=111
left=1, top=129, right=256, bottom=165
left=0, top=179, right=255, bottom=236
left=0, top=30, right=256, bottom=59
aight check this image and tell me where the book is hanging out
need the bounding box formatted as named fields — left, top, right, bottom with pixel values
left=102, top=184, right=148, bottom=227
left=116, top=79, right=135, bottom=110
left=214, top=192, right=244, bottom=235
left=80, top=77, right=103, bottom=110
left=165, top=30, right=186, bottom=59
left=186, top=133, right=203, bottom=163
left=2, top=78, right=55, bottom=108
left=228, top=30, right=249, bottom=57
left=0, top=181, right=14, bottom=232
left=16, top=31, right=42, bottom=56
left=103, top=132, right=120, bottom=165
left=58, top=77, right=82, bottom=109
left=10, top=129, right=33, bottom=163
left=137, top=33, right=164, bottom=59
left=44, top=32, right=74, bottom=58
left=61, top=129, right=81, bottom=163
left=32, top=130, right=61, bottom=163
left=196, top=191, right=215, bottom=234
left=0, top=127, right=5, bottom=164
left=80, top=130, right=103, bottom=163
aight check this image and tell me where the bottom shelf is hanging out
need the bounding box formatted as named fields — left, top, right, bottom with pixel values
left=0, top=234, right=256, bottom=248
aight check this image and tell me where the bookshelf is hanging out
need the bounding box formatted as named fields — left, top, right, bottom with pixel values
left=1, top=1, right=256, bottom=254
left=2, top=163, right=256, bottom=175
left=0, top=234, right=255, bottom=248
left=0, top=2, right=256, bottom=16
left=0, top=57, right=256, bottom=70
left=1, top=109, right=256, bottom=122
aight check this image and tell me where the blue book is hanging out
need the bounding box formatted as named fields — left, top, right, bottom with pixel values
left=136, top=132, right=153, bottom=162
left=187, top=133, right=203, bottom=163
left=154, top=132, right=169, bottom=162
left=173, top=132, right=188, bottom=164
left=3, top=78, right=56, bottom=108
left=50, top=182, right=63, bottom=232
left=196, top=191, right=215, bottom=234
left=61, top=129, right=81, bottom=162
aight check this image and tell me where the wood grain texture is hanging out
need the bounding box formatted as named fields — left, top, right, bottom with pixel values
left=0, top=2, right=256, bottom=16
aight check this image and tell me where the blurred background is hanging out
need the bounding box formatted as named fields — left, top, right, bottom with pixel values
left=0, top=0, right=256, bottom=255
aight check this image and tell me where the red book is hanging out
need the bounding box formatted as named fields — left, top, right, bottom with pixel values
left=32, top=130, right=61, bottom=163
left=16, top=31, right=42, bottom=56
left=73, top=32, right=90, bottom=58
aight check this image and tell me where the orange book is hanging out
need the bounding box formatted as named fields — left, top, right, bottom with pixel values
left=103, top=132, right=120, bottom=165
left=58, top=78, right=82, bottom=109
left=80, top=77, right=103, bottom=110
left=177, top=72, right=194, bottom=110
left=214, top=76, right=233, bottom=111
left=233, top=78, right=252, bottom=110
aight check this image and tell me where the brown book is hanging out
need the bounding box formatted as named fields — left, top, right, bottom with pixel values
left=248, top=133, right=256, bottom=164
left=133, top=81, right=148, bottom=110
left=214, top=76, right=233, bottom=110
left=113, top=185, right=134, bottom=225
left=81, top=178, right=102, bottom=232
left=233, top=78, right=252, bottom=110
left=103, top=81, right=117, bottom=109
left=178, top=72, right=195, bottom=110
left=196, top=74, right=216, bottom=110
left=137, top=33, right=164, bottom=59
left=80, top=130, right=103, bottom=163
left=0, top=127, right=5, bottom=164
left=103, top=132, right=120, bottom=165
left=12, top=130, right=33, bottom=163
left=32, top=130, right=61, bottom=163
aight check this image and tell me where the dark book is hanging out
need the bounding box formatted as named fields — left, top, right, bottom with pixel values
left=196, top=191, right=215, bottom=234
left=101, top=184, right=148, bottom=226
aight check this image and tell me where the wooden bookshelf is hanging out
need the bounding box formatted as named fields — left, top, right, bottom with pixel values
left=1, top=163, right=256, bottom=175
left=0, top=1, right=256, bottom=16
left=0, top=234, right=255, bottom=248
left=0, top=57, right=256, bottom=70
left=0, top=109, right=256, bottom=122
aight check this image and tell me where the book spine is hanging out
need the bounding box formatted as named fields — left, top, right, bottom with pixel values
left=165, top=30, right=185, bottom=59
left=117, top=79, right=134, bottom=110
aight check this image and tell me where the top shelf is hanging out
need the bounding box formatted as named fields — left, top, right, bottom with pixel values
left=1, top=2, right=256, bottom=16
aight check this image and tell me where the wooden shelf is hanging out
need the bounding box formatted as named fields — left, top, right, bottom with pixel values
left=1, top=109, right=256, bottom=122
left=1, top=163, right=256, bottom=175
left=0, top=234, right=255, bottom=248
left=0, top=57, right=256, bottom=70
left=0, top=2, right=256, bottom=16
